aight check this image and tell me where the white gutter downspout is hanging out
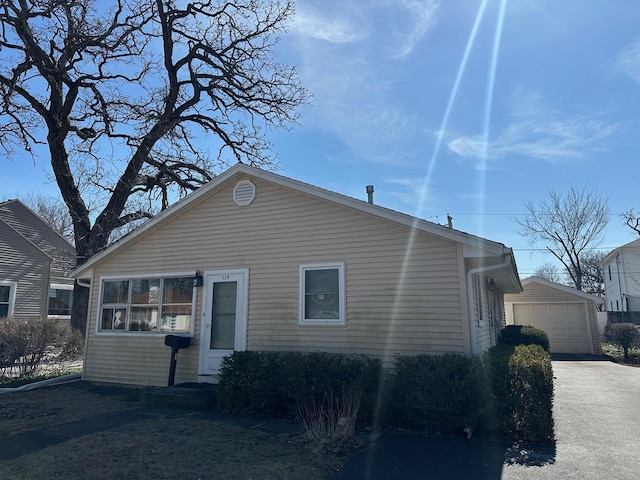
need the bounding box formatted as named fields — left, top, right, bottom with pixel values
left=466, top=253, right=512, bottom=356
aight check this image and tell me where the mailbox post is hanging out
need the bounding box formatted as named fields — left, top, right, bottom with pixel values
left=164, top=335, right=191, bottom=386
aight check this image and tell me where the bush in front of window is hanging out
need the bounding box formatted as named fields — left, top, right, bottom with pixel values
left=381, top=353, right=489, bottom=435
left=216, top=351, right=383, bottom=427
left=498, top=325, right=550, bottom=352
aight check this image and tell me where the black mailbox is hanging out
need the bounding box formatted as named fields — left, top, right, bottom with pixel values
left=164, top=335, right=191, bottom=386
left=165, top=335, right=191, bottom=349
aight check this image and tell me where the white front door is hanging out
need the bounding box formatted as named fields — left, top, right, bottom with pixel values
left=200, top=270, right=248, bottom=377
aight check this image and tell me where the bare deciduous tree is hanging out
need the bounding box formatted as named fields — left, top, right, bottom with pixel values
left=515, top=187, right=609, bottom=291
left=20, top=193, right=75, bottom=244
left=0, top=0, right=309, bottom=332
left=625, top=210, right=640, bottom=235
left=579, top=250, right=607, bottom=298
left=534, top=263, right=562, bottom=284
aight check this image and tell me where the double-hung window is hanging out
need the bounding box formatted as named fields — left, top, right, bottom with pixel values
left=0, top=282, right=16, bottom=318
left=299, top=263, right=345, bottom=325
left=99, top=275, right=194, bottom=334
left=48, top=284, right=74, bottom=319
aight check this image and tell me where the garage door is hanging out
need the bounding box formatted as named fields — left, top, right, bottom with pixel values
left=513, top=303, right=589, bottom=354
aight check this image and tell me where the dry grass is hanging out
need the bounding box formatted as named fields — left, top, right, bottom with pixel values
left=0, top=382, right=140, bottom=435
left=0, top=382, right=348, bottom=479
left=601, top=342, right=640, bottom=366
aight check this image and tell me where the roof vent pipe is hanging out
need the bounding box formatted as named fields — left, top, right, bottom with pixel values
left=366, top=185, right=374, bottom=204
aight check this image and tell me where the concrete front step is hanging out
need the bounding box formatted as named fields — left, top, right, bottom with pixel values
left=141, top=382, right=217, bottom=410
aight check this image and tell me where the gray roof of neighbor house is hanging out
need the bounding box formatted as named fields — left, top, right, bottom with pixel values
left=0, top=199, right=76, bottom=279
left=71, top=164, right=522, bottom=293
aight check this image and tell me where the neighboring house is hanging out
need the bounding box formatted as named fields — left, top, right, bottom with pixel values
left=71, top=164, right=522, bottom=387
left=0, top=200, right=76, bottom=321
left=600, top=238, right=640, bottom=324
left=504, top=276, right=602, bottom=355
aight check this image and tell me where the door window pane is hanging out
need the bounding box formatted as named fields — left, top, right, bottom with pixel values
left=211, top=281, right=237, bottom=350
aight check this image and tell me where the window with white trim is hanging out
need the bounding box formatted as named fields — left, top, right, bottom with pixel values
left=48, top=284, right=74, bottom=318
left=0, top=282, right=16, bottom=318
left=299, top=263, right=345, bottom=325
left=99, top=275, right=194, bottom=333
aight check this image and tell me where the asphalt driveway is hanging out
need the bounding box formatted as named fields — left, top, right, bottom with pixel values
left=335, top=357, right=640, bottom=480
left=502, top=357, right=640, bottom=480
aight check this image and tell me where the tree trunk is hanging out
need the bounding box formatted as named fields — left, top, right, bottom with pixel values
left=70, top=234, right=108, bottom=335
left=71, top=281, right=90, bottom=334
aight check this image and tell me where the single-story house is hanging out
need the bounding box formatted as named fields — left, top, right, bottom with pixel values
left=72, top=164, right=522, bottom=386
left=0, top=200, right=76, bottom=321
left=504, top=276, right=602, bottom=355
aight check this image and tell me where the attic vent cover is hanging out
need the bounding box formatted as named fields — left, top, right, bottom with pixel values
left=233, top=180, right=256, bottom=206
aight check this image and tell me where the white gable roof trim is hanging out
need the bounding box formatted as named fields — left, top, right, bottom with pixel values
left=71, top=164, right=519, bottom=282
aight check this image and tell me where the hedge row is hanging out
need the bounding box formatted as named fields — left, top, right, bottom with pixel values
left=217, top=342, right=554, bottom=443
left=216, top=350, right=383, bottom=425
left=498, top=325, right=550, bottom=352
left=484, top=344, right=554, bottom=442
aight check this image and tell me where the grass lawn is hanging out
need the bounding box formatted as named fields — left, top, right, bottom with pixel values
left=0, top=382, right=348, bottom=480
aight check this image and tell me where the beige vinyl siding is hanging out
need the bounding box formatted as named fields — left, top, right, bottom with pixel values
left=84, top=178, right=465, bottom=385
left=0, top=221, right=51, bottom=318
left=504, top=281, right=602, bottom=355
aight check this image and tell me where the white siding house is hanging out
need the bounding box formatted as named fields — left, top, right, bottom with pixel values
left=601, top=238, right=640, bottom=323
left=72, top=165, right=522, bottom=387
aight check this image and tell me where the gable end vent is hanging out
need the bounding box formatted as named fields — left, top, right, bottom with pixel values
left=233, top=179, right=256, bottom=206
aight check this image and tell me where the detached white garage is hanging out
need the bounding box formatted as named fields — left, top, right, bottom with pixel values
left=504, top=276, right=602, bottom=355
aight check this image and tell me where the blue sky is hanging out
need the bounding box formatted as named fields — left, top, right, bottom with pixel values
left=5, top=0, right=640, bottom=278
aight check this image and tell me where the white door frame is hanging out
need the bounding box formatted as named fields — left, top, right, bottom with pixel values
left=199, top=269, right=249, bottom=378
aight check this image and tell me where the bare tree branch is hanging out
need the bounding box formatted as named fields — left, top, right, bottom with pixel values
left=0, top=0, right=310, bottom=332
left=514, top=187, right=609, bottom=291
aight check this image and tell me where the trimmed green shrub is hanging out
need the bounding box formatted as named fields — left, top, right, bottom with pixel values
left=383, top=353, right=489, bottom=434
left=499, top=325, right=550, bottom=352
left=216, top=351, right=383, bottom=426
left=605, top=323, right=640, bottom=362
left=484, top=344, right=554, bottom=443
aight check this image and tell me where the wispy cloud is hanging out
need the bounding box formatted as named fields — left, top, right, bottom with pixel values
left=292, top=4, right=369, bottom=44
left=384, top=176, right=437, bottom=213
left=446, top=91, right=619, bottom=166
left=393, top=0, right=440, bottom=57
left=613, top=37, right=640, bottom=84
left=287, top=0, right=439, bottom=166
